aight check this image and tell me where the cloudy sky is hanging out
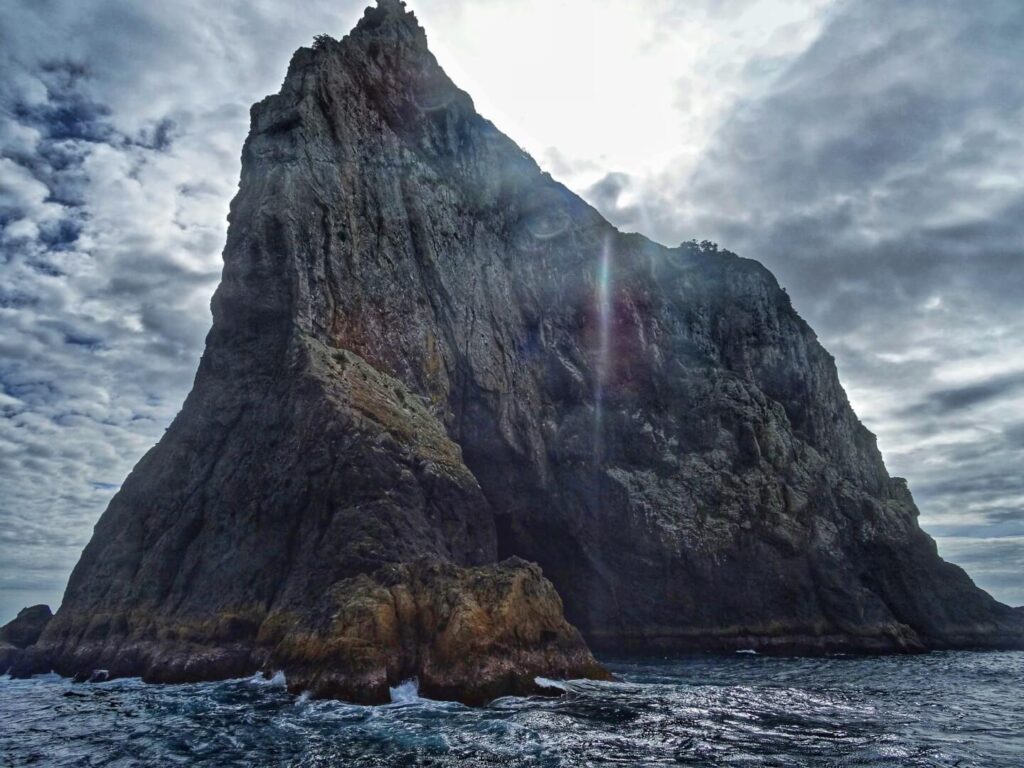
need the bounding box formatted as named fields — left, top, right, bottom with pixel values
left=1, top=0, right=1021, bottom=623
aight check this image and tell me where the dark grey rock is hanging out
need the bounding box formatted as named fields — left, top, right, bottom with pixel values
left=0, top=605, right=53, bottom=673
left=0, top=605, right=52, bottom=649
left=0, top=642, right=19, bottom=674
left=27, top=0, right=1022, bottom=696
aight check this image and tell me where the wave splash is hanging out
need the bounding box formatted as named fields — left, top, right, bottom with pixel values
left=388, top=678, right=420, bottom=704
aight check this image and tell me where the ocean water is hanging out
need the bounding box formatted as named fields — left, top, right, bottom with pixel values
left=2, top=651, right=1021, bottom=766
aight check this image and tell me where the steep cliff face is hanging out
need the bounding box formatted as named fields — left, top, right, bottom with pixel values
left=28, top=0, right=1022, bottom=692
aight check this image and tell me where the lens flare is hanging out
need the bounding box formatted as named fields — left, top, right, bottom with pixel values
left=594, top=235, right=613, bottom=465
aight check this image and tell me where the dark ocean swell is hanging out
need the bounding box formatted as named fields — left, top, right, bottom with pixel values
left=2, top=651, right=1022, bottom=766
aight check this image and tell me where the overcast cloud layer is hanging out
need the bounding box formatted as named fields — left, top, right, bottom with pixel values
left=1, top=0, right=1021, bottom=622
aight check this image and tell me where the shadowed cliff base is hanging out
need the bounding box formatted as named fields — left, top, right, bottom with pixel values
left=11, top=558, right=606, bottom=705
left=15, top=0, right=1022, bottom=703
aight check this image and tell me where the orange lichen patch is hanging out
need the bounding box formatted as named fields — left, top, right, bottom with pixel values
left=268, top=557, right=609, bottom=706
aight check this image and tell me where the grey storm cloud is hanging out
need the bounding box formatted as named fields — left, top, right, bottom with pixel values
left=1, top=0, right=1022, bottom=621
left=1003, top=422, right=1024, bottom=449
left=584, top=0, right=1024, bottom=603
left=899, top=372, right=1024, bottom=418
left=0, top=0, right=369, bottom=622
left=936, top=538, right=1024, bottom=607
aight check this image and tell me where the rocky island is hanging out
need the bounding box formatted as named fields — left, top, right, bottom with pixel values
left=7, top=0, right=1022, bottom=703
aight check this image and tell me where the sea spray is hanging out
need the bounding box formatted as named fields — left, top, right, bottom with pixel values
left=389, top=678, right=420, bottom=704
left=534, top=676, right=570, bottom=693
left=249, top=670, right=287, bottom=687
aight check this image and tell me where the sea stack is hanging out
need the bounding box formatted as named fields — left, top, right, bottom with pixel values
left=20, top=0, right=1022, bottom=700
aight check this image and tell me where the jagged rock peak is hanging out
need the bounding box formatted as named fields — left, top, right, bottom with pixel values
left=355, top=0, right=423, bottom=35
left=311, top=0, right=427, bottom=53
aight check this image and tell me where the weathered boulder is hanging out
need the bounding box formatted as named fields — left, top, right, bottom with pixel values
left=24, top=0, right=1022, bottom=699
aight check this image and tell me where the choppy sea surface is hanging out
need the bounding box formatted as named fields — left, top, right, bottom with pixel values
left=2, top=651, right=1022, bottom=766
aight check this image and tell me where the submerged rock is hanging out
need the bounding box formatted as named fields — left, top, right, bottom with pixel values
left=25, top=0, right=1022, bottom=699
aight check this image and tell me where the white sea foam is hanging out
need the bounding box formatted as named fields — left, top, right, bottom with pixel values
left=736, top=649, right=759, bottom=655
left=389, top=678, right=420, bottom=704
left=534, top=677, right=569, bottom=692
left=248, top=670, right=287, bottom=688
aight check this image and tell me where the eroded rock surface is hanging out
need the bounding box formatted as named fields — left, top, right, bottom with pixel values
left=271, top=557, right=608, bottom=705
left=24, top=0, right=1022, bottom=698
